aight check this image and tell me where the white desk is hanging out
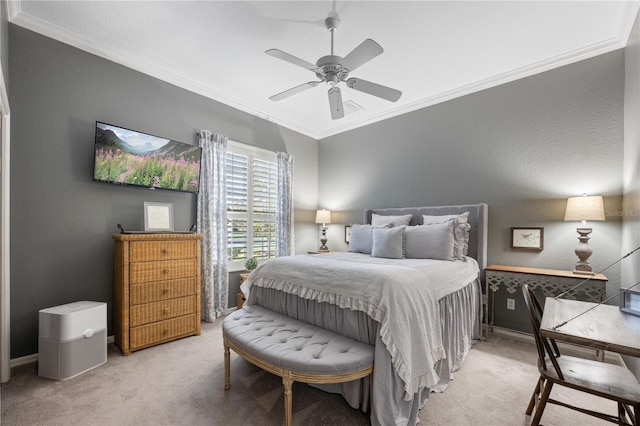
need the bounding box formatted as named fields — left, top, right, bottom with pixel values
left=540, top=297, right=640, bottom=358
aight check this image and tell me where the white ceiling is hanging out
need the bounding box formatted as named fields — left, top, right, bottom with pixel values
left=8, top=1, right=639, bottom=139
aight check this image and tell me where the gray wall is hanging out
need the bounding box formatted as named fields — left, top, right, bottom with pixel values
left=318, top=50, right=625, bottom=326
left=622, top=9, right=640, bottom=377
left=8, top=25, right=318, bottom=358
left=8, top=18, right=632, bottom=358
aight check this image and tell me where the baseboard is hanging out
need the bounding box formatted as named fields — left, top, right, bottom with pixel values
left=10, top=326, right=625, bottom=370
left=10, top=335, right=115, bottom=368
left=10, top=353, right=38, bottom=368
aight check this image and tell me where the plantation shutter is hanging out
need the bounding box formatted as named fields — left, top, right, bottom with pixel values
left=225, top=146, right=278, bottom=266
left=226, top=152, right=248, bottom=213
left=251, top=158, right=277, bottom=259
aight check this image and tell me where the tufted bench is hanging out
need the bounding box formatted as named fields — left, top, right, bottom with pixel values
left=223, top=305, right=374, bottom=426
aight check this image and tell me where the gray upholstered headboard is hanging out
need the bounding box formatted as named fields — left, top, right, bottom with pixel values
left=364, top=204, right=488, bottom=269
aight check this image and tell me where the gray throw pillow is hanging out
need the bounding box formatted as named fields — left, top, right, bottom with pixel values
left=422, top=213, right=471, bottom=260
left=371, top=227, right=405, bottom=259
left=348, top=223, right=391, bottom=254
left=405, top=222, right=456, bottom=261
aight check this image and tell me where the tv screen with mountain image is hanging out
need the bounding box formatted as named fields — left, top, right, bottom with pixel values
left=93, top=122, right=201, bottom=194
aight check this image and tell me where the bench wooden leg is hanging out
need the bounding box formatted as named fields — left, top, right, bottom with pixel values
left=224, top=343, right=230, bottom=391
left=283, top=370, right=293, bottom=426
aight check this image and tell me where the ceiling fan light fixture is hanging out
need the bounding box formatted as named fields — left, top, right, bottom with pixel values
left=266, top=12, right=402, bottom=120
left=325, top=73, right=339, bottom=86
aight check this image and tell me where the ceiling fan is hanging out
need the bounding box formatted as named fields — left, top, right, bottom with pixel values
left=266, top=12, right=402, bottom=120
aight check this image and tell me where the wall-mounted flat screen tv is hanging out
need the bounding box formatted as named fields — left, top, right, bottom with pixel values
left=93, top=122, right=202, bottom=194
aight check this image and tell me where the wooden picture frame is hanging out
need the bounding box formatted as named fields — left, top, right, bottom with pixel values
left=511, top=227, right=544, bottom=251
left=144, top=202, right=174, bottom=232
left=345, top=225, right=351, bottom=244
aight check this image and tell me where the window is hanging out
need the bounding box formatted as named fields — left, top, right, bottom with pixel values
left=226, top=142, right=277, bottom=269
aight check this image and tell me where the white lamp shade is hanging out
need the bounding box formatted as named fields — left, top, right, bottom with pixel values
left=564, top=195, right=605, bottom=222
left=315, top=209, right=332, bottom=225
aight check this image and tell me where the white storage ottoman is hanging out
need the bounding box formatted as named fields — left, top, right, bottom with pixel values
left=38, top=301, right=107, bottom=380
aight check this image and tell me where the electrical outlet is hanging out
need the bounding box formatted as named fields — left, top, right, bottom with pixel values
left=507, top=298, right=516, bottom=310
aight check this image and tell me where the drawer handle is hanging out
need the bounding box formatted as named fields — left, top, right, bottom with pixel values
left=162, top=269, right=169, bottom=275
left=162, top=288, right=169, bottom=295
left=161, top=249, right=168, bottom=255
left=162, top=309, right=169, bottom=316
left=162, top=329, right=169, bottom=336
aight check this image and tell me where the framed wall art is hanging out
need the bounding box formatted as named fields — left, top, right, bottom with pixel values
left=144, top=202, right=174, bottom=232
left=511, top=227, right=544, bottom=251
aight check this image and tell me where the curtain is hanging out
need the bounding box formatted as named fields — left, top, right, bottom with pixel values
left=197, top=130, right=228, bottom=322
left=276, top=151, right=294, bottom=257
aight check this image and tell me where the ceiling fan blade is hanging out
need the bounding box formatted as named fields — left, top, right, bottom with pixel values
left=269, top=81, right=320, bottom=101
left=265, top=49, right=319, bottom=72
left=328, top=86, right=344, bottom=120
left=346, top=78, right=402, bottom=102
left=341, top=39, right=383, bottom=72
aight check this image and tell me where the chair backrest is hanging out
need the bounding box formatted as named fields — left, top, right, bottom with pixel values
left=521, top=284, right=564, bottom=380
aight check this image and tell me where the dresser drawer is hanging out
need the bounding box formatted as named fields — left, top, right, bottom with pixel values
left=130, top=314, right=198, bottom=350
left=130, top=278, right=198, bottom=305
left=129, top=295, right=197, bottom=327
left=130, top=241, right=197, bottom=262
left=129, top=259, right=197, bottom=284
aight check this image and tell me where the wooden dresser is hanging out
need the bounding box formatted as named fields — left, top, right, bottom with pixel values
left=112, top=233, right=202, bottom=355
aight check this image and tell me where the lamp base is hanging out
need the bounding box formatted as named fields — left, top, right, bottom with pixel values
left=318, top=227, right=329, bottom=252
left=573, top=227, right=594, bottom=275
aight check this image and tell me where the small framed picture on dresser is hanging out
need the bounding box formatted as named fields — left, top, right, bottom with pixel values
left=144, top=202, right=174, bottom=232
left=511, top=227, right=544, bottom=251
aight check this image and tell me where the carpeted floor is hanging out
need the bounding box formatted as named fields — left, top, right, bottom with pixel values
left=0, top=318, right=621, bottom=425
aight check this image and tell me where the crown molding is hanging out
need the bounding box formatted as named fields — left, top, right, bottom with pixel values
left=9, top=10, right=321, bottom=138
left=316, top=35, right=625, bottom=139
left=7, top=1, right=21, bottom=21
left=619, top=1, right=640, bottom=46
left=9, top=4, right=635, bottom=141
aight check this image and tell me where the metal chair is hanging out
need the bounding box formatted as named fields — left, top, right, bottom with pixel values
left=521, top=284, right=640, bottom=425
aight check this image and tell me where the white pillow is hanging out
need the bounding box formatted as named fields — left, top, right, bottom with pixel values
left=371, top=213, right=412, bottom=226
left=348, top=223, right=391, bottom=254
left=405, top=222, right=456, bottom=261
left=371, top=227, right=405, bottom=259
left=422, top=212, right=470, bottom=225
left=454, top=222, right=472, bottom=258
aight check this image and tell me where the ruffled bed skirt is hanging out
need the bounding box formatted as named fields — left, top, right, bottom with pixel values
left=246, top=277, right=482, bottom=425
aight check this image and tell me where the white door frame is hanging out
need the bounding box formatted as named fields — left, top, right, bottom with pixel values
left=0, top=64, right=10, bottom=383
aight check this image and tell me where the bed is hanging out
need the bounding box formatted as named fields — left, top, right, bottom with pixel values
left=241, top=204, right=488, bottom=426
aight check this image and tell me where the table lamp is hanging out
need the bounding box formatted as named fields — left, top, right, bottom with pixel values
left=564, top=195, right=605, bottom=274
left=315, top=209, right=332, bottom=252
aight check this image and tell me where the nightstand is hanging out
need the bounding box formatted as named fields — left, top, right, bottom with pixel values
left=237, top=273, right=249, bottom=309
left=485, top=265, right=607, bottom=334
